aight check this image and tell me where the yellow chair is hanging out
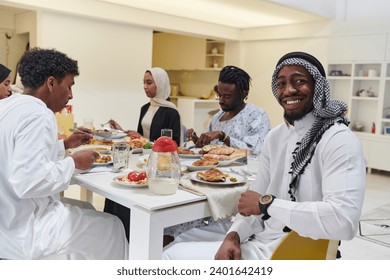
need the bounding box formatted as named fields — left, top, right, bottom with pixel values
left=270, top=231, right=339, bottom=260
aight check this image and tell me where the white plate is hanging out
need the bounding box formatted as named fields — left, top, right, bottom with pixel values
left=213, top=156, right=246, bottom=166
left=181, top=159, right=218, bottom=172
left=92, top=161, right=113, bottom=167
left=70, top=144, right=111, bottom=154
left=178, top=148, right=202, bottom=158
left=111, top=132, right=127, bottom=139
left=112, top=175, right=148, bottom=187
left=188, top=171, right=246, bottom=186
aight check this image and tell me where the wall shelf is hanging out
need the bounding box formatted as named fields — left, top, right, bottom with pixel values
left=328, top=61, right=390, bottom=171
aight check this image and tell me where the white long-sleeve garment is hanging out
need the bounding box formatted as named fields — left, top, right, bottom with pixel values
left=229, top=112, right=366, bottom=256
left=163, top=112, right=366, bottom=260
left=0, top=94, right=127, bottom=259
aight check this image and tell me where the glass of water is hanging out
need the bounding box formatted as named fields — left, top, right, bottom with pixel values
left=112, top=143, right=130, bottom=170
left=161, top=128, right=173, bottom=138
left=247, top=153, right=260, bottom=174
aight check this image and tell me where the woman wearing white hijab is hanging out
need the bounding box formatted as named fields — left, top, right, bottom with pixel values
left=105, top=68, right=181, bottom=240
left=108, top=67, right=181, bottom=146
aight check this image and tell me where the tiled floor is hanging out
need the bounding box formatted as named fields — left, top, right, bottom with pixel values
left=339, top=170, right=390, bottom=259
left=64, top=169, right=390, bottom=260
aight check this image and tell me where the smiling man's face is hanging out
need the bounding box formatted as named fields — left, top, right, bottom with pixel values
left=276, top=65, right=314, bottom=124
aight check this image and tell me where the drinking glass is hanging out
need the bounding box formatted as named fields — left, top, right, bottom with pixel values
left=161, top=128, right=173, bottom=138
left=83, top=117, right=94, bottom=130
left=247, top=153, right=260, bottom=174
left=112, top=143, right=130, bottom=170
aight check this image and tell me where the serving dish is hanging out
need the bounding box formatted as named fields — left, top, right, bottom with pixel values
left=188, top=171, right=245, bottom=186
left=181, top=159, right=218, bottom=172
left=112, top=175, right=148, bottom=188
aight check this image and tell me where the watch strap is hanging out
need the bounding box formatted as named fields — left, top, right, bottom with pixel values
left=259, top=195, right=275, bottom=220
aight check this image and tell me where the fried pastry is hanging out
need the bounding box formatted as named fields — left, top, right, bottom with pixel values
left=192, top=158, right=218, bottom=166
left=199, top=144, right=219, bottom=154
left=228, top=149, right=249, bottom=159
left=202, top=154, right=231, bottom=161
left=177, top=147, right=195, bottom=155
left=129, top=138, right=146, bottom=149
left=196, top=168, right=226, bottom=182
left=208, top=146, right=235, bottom=155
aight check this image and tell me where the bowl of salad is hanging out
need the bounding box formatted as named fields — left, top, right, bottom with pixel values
left=142, top=142, right=153, bottom=155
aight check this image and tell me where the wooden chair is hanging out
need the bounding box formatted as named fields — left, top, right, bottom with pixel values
left=270, top=231, right=339, bottom=260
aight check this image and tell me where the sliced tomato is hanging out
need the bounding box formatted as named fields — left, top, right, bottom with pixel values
left=127, top=172, right=138, bottom=181
left=138, top=172, right=146, bottom=180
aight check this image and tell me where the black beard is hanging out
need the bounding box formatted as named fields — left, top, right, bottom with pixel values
left=284, top=107, right=313, bottom=123
left=222, top=99, right=244, bottom=112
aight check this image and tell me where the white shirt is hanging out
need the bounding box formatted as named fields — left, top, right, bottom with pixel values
left=229, top=112, right=366, bottom=250
left=0, top=94, right=74, bottom=258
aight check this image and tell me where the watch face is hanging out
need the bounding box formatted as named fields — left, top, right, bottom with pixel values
left=260, top=194, right=272, bottom=204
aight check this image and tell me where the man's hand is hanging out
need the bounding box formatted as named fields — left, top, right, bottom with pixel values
left=126, top=130, right=142, bottom=139
left=195, top=131, right=221, bottom=147
left=238, top=190, right=262, bottom=216
left=71, top=150, right=99, bottom=170
left=215, top=232, right=241, bottom=260
left=108, top=119, right=123, bottom=130
left=186, top=128, right=198, bottom=143
left=64, top=127, right=93, bottom=149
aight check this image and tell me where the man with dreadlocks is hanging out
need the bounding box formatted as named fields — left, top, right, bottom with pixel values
left=163, top=51, right=365, bottom=260
left=186, top=65, right=271, bottom=155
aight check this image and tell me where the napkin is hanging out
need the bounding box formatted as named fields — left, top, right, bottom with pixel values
left=179, top=178, right=250, bottom=221
left=85, top=166, right=114, bottom=173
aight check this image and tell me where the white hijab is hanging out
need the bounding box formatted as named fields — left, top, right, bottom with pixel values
left=143, top=68, right=182, bottom=144
left=148, top=67, right=177, bottom=110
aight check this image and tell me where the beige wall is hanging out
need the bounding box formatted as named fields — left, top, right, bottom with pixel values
left=240, top=19, right=390, bottom=127
left=38, top=11, right=153, bottom=129
left=241, top=37, right=329, bottom=127
left=2, top=0, right=390, bottom=130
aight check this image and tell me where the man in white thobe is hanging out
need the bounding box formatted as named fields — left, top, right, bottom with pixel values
left=0, top=48, right=128, bottom=260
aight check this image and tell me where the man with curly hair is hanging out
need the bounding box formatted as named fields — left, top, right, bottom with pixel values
left=0, top=48, right=128, bottom=259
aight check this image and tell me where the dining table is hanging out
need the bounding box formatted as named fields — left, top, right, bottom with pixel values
left=71, top=149, right=252, bottom=260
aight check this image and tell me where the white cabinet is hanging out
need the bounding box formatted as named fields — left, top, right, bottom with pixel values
left=328, top=61, right=390, bottom=171
left=355, top=133, right=390, bottom=172
left=152, top=33, right=225, bottom=70
left=177, top=98, right=220, bottom=134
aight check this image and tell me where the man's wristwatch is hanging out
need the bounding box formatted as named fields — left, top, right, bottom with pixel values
left=259, top=194, right=276, bottom=220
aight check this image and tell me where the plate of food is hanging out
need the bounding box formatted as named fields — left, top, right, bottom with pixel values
left=188, top=168, right=245, bottom=185
left=89, top=138, right=114, bottom=146
left=94, top=129, right=112, bottom=139
left=181, top=158, right=218, bottom=172
left=92, top=155, right=113, bottom=166
left=113, top=171, right=148, bottom=187
left=202, top=155, right=245, bottom=166
left=111, top=129, right=128, bottom=139
left=201, top=148, right=248, bottom=166
left=177, top=147, right=201, bottom=158
left=70, top=144, right=111, bottom=154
